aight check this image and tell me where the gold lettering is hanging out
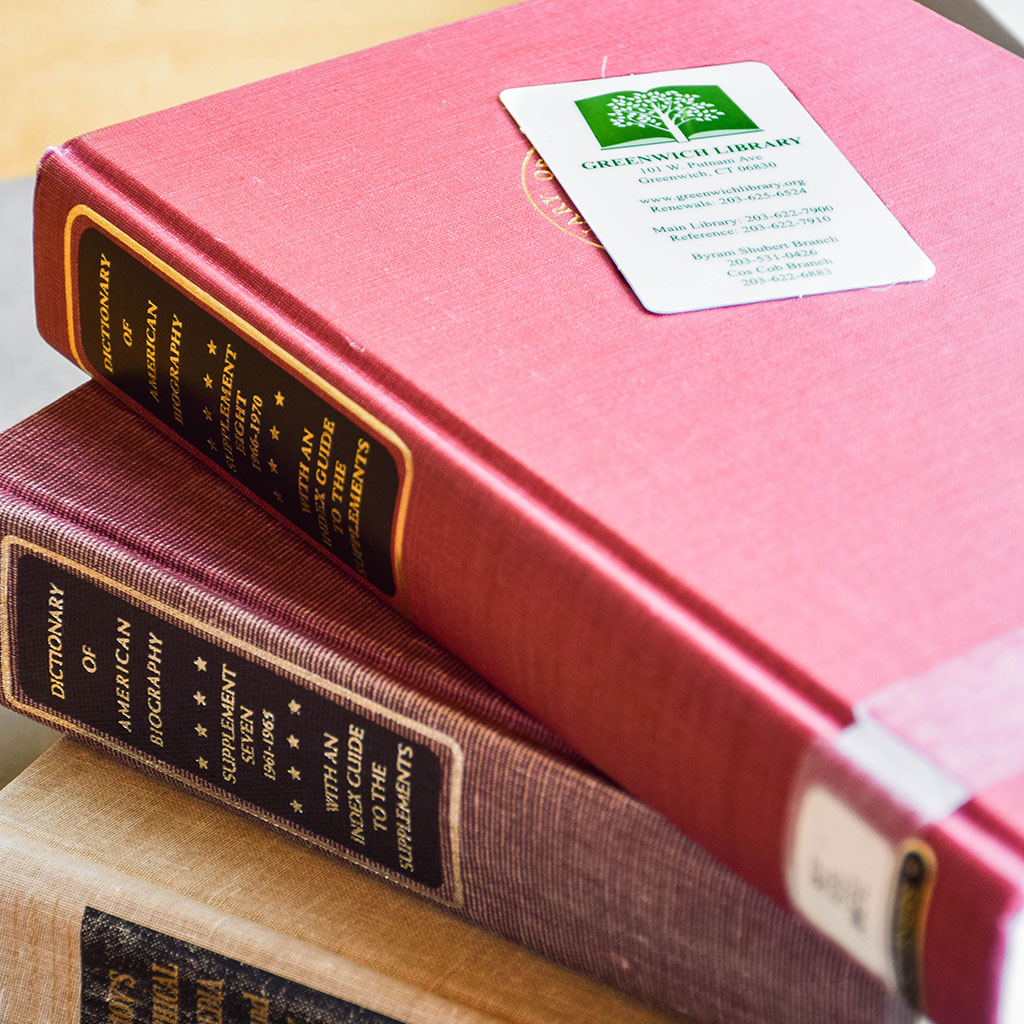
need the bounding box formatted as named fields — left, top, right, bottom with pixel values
left=145, top=300, right=159, bottom=403
left=168, top=314, right=184, bottom=425
left=370, top=761, right=388, bottom=833
left=218, top=346, right=237, bottom=472
left=324, top=763, right=339, bottom=812
left=248, top=392, right=263, bottom=470
left=297, top=427, right=315, bottom=514
left=346, top=724, right=365, bottom=789
left=233, top=390, right=248, bottom=454
left=147, top=632, right=164, bottom=747
left=46, top=582, right=65, bottom=699
left=261, top=708, right=276, bottom=780
left=220, top=665, right=237, bottom=784
left=240, top=705, right=256, bottom=765
left=115, top=617, right=131, bottom=732
left=106, top=970, right=136, bottom=1024
left=195, top=978, right=224, bottom=1024
left=395, top=743, right=414, bottom=872
left=242, top=992, right=271, bottom=1024
left=346, top=438, right=372, bottom=577
left=346, top=724, right=367, bottom=845
left=324, top=731, right=339, bottom=764
left=98, top=254, right=113, bottom=373
left=151, top=962, right=179, bottom=1024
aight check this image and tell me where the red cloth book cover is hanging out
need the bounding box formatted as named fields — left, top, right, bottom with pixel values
left=31, top=1, right=1024, bottom=1020
left=0, top=383, right=909, bottom=1024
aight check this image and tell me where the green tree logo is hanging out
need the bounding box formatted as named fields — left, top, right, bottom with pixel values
left=607, top=90, right=726, bottom=143
left=576, top=84, right=759, bottom=149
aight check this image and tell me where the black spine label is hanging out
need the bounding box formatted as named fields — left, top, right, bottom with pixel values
left=75, top=220, right=404, bottom=597
left=10, top=547, right=449, bottom=891
left=80, top=907, right=406, bottom=1023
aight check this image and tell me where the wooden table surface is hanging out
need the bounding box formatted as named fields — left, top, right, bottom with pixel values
left=4, top=0, right=1022, bottom=178
left=1, top=0, right=514, bottom=179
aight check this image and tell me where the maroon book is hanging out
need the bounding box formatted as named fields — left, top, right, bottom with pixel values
left=0, top=384, right=907, bottom=1024
left=30, top=0, right=1024, bottom=1019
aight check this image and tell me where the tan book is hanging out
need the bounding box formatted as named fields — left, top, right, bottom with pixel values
left=0, top=739, right=682, bottom=1024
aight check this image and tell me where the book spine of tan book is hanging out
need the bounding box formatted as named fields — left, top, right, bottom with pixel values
left=0, top=384, right=904, bottom=1024
left=0, top=739, right=677, bottom=1024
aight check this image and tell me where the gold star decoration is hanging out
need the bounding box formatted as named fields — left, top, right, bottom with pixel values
left=204, top=373, right=214, bottom=389
left=270, top=425, right=281, bottom=441
left=195, top=723, right=208, bottom=738
left=194, top=657, right=207, bottom=672
left=268, top=459, right=278, bottom=473
left=197, top=756, right=209, bottom=770
left=207, top=439, right=217, bottom=452
left=288, top=766, right=301, bottom=781
left=290, top=800, right=303, bottom=814
left=274, top=391, right=285, bottom=406
left=207, top=340, right=217, bottom=356
left=288, top=699, right=301, bottom=715
left=203, top=407, right=213, bottom=421
left=193, top=690, right=207, bottom=705
left=273, top=490, right=284, bottom=504
left=287, top=734, right=300, bottom=749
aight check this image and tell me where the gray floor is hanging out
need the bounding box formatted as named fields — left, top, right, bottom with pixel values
left=936, top=0, right=1024, bottom=55
left=923, top=0, right=1024, bottom=55
left=0, top=177, right=89, bottom=433
left=0, top=176, right=87, bottom=787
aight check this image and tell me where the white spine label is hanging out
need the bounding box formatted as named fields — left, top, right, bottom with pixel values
left=787, top=783, right=900, bottom=985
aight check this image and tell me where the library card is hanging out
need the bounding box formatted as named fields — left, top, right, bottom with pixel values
left=501, top=62, right=934, bottom=314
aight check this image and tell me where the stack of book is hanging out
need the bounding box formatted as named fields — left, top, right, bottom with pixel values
left=3, top=0, right=1024, bottom=1021
left=0, top=382, right=908, bottom=1023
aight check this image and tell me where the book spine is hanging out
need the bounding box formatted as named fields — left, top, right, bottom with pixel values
left=0, top=831, right=491, bottom=1024
left=31, top=143, right=1020, bottom=1024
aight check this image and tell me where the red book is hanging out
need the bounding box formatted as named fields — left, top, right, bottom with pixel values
left=0, top=383, right=906, bottom=1024
left=31, top=1, right=1024, bottom=1020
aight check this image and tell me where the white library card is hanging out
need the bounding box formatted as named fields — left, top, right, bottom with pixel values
left=501, top=63, right=934, bottom=314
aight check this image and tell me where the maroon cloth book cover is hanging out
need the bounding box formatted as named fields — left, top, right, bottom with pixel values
left=0, top=384, right=909, bottom=1024
left=30, top=0, right=1024, bottom=1019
